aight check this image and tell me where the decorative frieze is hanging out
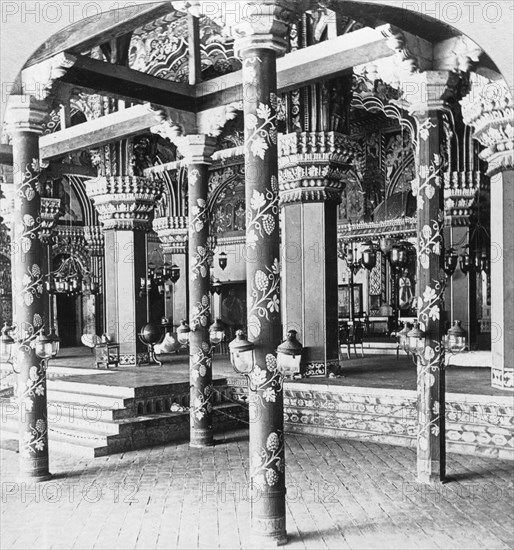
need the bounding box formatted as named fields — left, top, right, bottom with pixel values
left=444, top=171, right=482, bottom=226
left=283, top=384, right=514, bottom=460
left=38, top=197, right=61, bottom=243
left=86, top=175, right=163, bottom=231
left=152, top=216, right=188, bottom=254
left=461, top=76, right=514, bottom=175
left=278, top=131, right=362, bottom=204
left=83, top=225, right=104, bottom=256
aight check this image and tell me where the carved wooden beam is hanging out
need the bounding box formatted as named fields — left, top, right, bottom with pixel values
left=39, top=104, right=195, bottom=160
left=59, top=55, right=196, bottom=111
left=197, top=26, right=395, bottom=109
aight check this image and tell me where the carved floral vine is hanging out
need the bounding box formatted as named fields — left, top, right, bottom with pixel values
left=246, top=178, right=279, bottom=249
left=251, top=428, right=284, bottom=488
left=411, top=154, right=443, bottom=210
left=247, top=259, right=280, bottom=340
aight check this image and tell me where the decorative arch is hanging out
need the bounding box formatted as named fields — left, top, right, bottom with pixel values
left=208, top=163, right=245, bottom=234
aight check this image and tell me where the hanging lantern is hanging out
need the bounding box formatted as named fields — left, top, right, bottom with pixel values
left=389, top=244, right=408, bottom=268
left=48, top=330, right=61, bottom=358
left=55, top=278, right=65, bottom=293
left=446, top=320, right=467, bottom=353
left=170, top=264, right=180, bottom=284
left=459, top=253, right=471, bottom=275
left=276, top=330, right=303, bottom=375
left=35, top=333, right=54, bottom=360
left=45, top=276, right=55, bottom=294
left=407, top=321, right=426, bottom=357
left=162, top=261, right=172, bottom=281
left=176, top=320, right=191, bottom=345
left=478, top=251, right=490, bottom=274
left=218, top=252, right=228, bottom=271
left=209, top=318, right=226, bottom=345
left=361, top=245, right=377, bottom=271
left=444, top=250, right=458, bottom=277
left=229, top=330, right=255, bottom=374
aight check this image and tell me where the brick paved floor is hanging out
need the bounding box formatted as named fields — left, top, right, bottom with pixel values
left=1, top=430, right=513, bottom=550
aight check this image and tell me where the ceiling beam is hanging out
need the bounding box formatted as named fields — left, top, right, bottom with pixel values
left=39, top=105, right=195, bottom=160
left=26, top=3, right=176, bottom=68
left=197, top=27, right=395, bottom=109
left=61, top=55, right=196, bottom=112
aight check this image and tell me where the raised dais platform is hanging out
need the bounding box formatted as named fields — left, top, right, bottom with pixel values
left=1, top=348, right=511, bottom=460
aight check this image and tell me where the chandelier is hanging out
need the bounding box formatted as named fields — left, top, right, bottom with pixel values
left=46, top=256, right=99, bottom=296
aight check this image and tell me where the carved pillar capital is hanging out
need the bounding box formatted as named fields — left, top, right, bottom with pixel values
left=231, top=0, right=300, bottom=56
left=174, top=134, right=217, bottom=165
left=83, top=225, right=105, bottom=256
left=6, top=95, right=50, bottom=134
left=278, top=131, right=360, bottom=204
left=20, top=52, right=77, bottom=103
left=85, top=175, right=163, bottom=231
left=403, top=70, right=461, bottom=116
left=461, top=76, right=514, bottom=175
left=152, top=216, right=188, bottom=254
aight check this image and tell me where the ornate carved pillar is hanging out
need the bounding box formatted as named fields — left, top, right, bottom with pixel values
left=462, top=77, right=514, bottom=390
left=152, top=216, right=188, bottom=327
left=175, top=135, right=216, bottom=447
left=444, top=170, right=484, bottom=347
left=85, top=175, right=162, bottom=365
left=39, top=197, right=61, bottom=332
left=232, top=1, right=296, bottom=544
left=8, top=95, right=51, bottom=481
left=279, top=132, right=358, bottom=376
left=83, top=225, right=105, bottom=336
left=408, top=71, right=460, bottom=483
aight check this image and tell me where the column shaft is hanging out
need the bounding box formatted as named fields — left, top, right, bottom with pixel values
left=282, top=200, right=339, bottom=375
left=103, top=229, right=147, bottom=365
left=242, top=48, right=286, bottom=542
left=188, top=163, right=213, bottom=447
left=414, top=110, right=446, bottom=483
left=10, top=98, right=51, bottom=480
left=490, top=170, right=514, bottom=388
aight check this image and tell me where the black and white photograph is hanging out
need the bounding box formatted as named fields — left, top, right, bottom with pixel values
left=0, top=1, right=513, bottom=548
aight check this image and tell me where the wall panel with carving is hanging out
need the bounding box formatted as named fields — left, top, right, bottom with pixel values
left=129, top=14, right=241, bottom=82
left=208, top=163, right=245, bottom=235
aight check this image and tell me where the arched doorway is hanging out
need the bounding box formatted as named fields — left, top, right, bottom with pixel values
left=53, top=253, right=84, bottom=347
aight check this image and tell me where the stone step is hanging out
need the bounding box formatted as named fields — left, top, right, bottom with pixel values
left=47, top=400, right=133, bottom=422
left=48, top=379, right=136, bottom=398
left=46, top=388, right=134, bottom=409
left=1, top=401, right=248, bottom=458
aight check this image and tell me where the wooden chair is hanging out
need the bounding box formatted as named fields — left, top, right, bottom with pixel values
left=339, top=323, right=365, bottom=359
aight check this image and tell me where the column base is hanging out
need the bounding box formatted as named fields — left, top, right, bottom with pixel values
left=250, top=527, right=287, bottom=547
left=190, top=427, right=214, bottom=448
left=189, top=441, right=215, bottom=448
left=417, top=472, right=445, bottom=484
left=18, top=472, right=52, bottom=484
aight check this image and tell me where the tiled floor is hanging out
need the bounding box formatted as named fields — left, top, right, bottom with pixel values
left=1, top=430, right=513, bottom=549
